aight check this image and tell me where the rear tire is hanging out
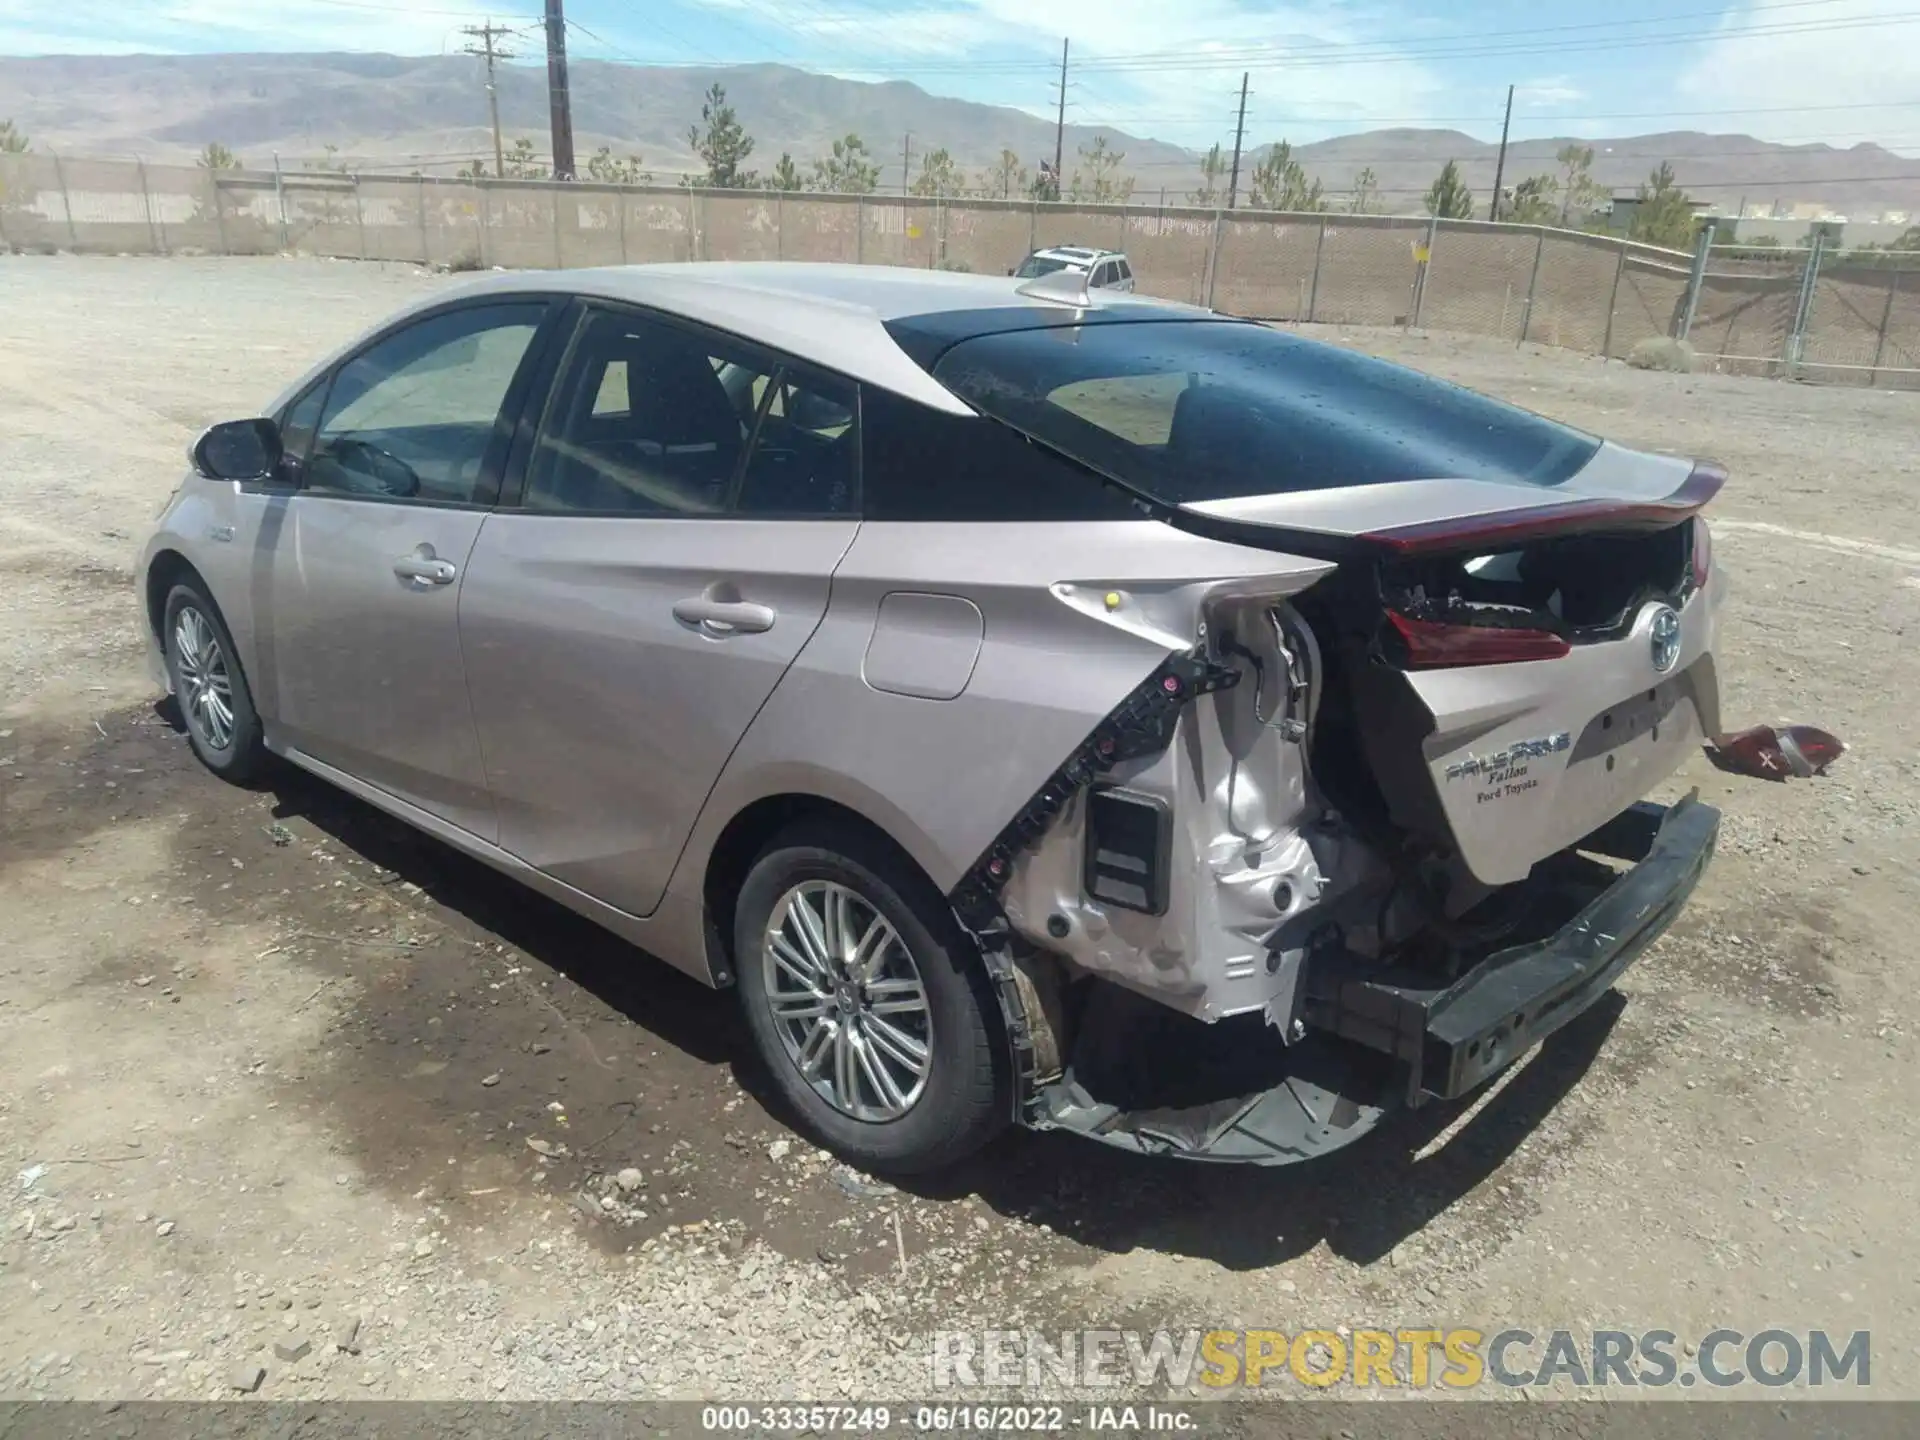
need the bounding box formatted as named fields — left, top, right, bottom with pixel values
left=162, top=580, right=267, bottom=784
left=733, top=819, right=1009, bottom=1173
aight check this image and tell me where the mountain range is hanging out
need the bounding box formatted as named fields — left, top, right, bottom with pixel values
left=2, top=52, right=1917, bottom=216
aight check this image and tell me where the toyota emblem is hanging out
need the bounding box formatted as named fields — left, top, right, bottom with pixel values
left=1649, top=605, right=1681, bottom=674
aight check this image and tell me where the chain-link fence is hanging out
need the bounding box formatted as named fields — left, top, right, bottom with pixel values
left=5, top=152, right=1918, bottom=387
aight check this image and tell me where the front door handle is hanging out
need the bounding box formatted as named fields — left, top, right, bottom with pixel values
left=394, top=544, right=457, bottom=587
left=672, top=596, right=776, bottom=636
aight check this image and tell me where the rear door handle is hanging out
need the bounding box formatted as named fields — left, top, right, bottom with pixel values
left=672, top=597, right=776, bottom=636
left=394, top=545, right=457, bottom=586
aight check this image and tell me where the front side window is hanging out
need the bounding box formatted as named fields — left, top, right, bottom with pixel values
left=307, top=304, right=545, bottom=504
left=275, top=377, right=329, bottom=486
left=927, top=319, right=1602, bottom=506
left=523, top=308, right=856, bottom=517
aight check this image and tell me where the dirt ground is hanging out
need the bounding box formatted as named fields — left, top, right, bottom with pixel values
left=2, top=255, right=1917, bottom=1404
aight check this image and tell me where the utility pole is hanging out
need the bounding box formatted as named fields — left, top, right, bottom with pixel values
left=1052, top=38, right=1068, bottom=202
left=902, top=132, right=912, bottom=195
left=460, top=20, right=516, bottom=179
left=1489, top=83, right=1515, bottom=221
left=1226, top=72, right=1249, bottom=210
left=543, top=0, right=576, bottom=180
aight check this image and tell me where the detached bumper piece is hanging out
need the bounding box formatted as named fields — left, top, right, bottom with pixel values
left=1307, top=793, right=1719, bottom=1105
left=1034, top=1033, right=1396, bottom=1166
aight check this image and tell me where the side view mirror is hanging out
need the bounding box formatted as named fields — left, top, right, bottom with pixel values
left=191, top=418, right=284, bottom=481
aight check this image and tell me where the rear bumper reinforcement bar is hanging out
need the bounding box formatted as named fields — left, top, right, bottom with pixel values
left=1308, top=793, right=1719, bottom=1105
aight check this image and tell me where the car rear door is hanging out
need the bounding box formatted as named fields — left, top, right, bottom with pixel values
left=262, top=298, right=557, bottom=840
left=457, top=302, right=860, bottom=918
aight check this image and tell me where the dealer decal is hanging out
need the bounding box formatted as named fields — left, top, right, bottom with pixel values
left=1443, top=731, right=1571, bottom=784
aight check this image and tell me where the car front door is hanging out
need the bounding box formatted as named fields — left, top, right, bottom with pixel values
left=457, top=303, right=860, bottom=918
left=262, top=299, right=554, bottom=840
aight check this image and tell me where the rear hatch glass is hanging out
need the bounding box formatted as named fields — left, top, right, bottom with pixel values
left=929, top=319, right=1601, bottom=506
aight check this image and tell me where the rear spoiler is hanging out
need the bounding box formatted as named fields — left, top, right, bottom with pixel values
left=1170, top=461, right=1728, bottom=563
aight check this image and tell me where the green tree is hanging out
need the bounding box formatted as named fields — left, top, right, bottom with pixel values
left=688, top=82, right=756, bottom=189
left=198, top=142, right=240, bottom=170
left=1630, top=162, right=1699, bottom=250
left=1190, top=143, right=1227, bottom=206
left=586, top=146, right=649, bottom=184
left=1246, top=141, right=1324, bottom=212
left=0, top=119, right=28, bottom=154
left=767, top=152, right=804, bottom=191
left=1556, top=143, right=1603, bottom=225
left=1506, top=173, right=1560, bottom=225
left=909, top=146, right=963, bottom=199
left=1068, top=136, right=1133, bottom=204
left=1348, top=166, right=1381, bottom=214
left=810, top=134, right=880, bottom=194
left=503, top=137, right=548, bottom=179
left=1424, top=159, right=1473, bottom=219
left=977, top=148, right=1027, bottom=199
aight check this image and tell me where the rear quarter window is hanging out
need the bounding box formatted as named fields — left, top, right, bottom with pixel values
left=860, top=386, right=1141, bottom=522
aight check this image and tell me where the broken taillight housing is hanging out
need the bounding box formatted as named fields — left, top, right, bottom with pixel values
left=1704, top=724, right=1846, bottom=781
left=1386, top=610, right=1571, bottom=669
left=1691, top=516, right=1712, bottom=589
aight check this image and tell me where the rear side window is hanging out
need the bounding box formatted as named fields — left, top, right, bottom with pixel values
left=523, top=307, right=856, bottom=517
left=861, top=386, right=1141, bottom=522
left=928, top=319, right=1601, bottom=506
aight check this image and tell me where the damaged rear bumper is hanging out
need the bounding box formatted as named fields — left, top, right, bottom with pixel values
left=1028, top=793, right=1718, bottom=1165
left=1307, top=793, right=1717, bottom=1105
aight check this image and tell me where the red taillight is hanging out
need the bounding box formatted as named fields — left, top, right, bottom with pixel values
left=1705, top=723, right=1846, bottom=780
left=1386, top=610, right=1571, bottom=669
left=1691, top=515, right=1712, bottom=589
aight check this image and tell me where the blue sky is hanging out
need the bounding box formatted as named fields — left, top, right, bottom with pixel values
left=4, top=0, right=1919, bottom=156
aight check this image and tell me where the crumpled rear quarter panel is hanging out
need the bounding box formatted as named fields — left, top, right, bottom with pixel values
left=672, top=520, right=1333, bottom=905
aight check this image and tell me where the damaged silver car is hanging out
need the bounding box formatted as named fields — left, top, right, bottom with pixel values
left=138, top=261, right=1840, bottom=1173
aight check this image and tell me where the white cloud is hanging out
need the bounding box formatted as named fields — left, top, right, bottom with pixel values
left=1519, top=77, right=1587, bottom=108
left=1676, top=0, right=1920, bottom=154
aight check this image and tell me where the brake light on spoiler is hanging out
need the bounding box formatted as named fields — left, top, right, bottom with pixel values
left=1355, top=461, right=1728, bottom=557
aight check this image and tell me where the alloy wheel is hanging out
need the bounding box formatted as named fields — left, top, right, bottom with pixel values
left=173, top=606, right=236, bottom=753
left=762, top=880, right=933, bottom=1122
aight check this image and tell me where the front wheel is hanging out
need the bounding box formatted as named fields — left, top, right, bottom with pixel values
left=733, top=820, right=1009, bottom=1173
left=162, top=580, right=267, bottom=783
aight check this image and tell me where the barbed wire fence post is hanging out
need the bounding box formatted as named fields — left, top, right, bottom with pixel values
left=416, top=174, right=431, bottom=266
left=135, top=157, right=160, bottom=255
left=1204, top=207, right=1225, bottom=310
left=1678, top=221, right=1715, bottom=342
left=1869, top=268, right=1902, bottom=386
left=1307, top=218, right=1328, bottom=324
left=1784, top=231, right=1825, bottom=374
left=1519, top=229, right=1546, bottom=345
left=1600, top=240, right=1627, bottom=361
left=49, top=150, right=78, bottom=250
left=352, top=173, right=366, bottom=261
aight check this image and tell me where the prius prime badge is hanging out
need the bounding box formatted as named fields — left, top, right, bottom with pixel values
left=1648, top=605, right=1681, bottom=674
